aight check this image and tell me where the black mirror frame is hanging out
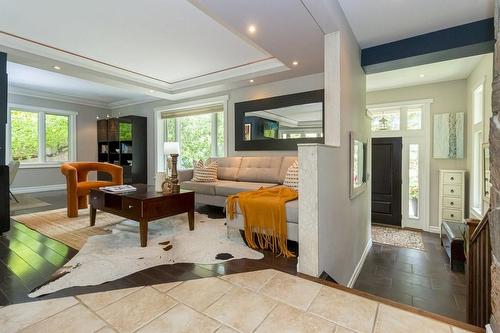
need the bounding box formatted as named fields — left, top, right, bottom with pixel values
left=234, top=89, right=325, bottom=151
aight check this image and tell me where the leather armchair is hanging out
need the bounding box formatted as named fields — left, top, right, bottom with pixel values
left=61, top=162, right=123, bottom=217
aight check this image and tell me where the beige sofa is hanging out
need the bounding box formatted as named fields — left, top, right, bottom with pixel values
left=179, top=156, right=299, bottom=241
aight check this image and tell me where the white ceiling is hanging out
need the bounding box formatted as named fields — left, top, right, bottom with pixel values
left=7, top=62, right=155, bottom=108
left=0, top=0, right=276, bottom=84
left=367, top=54, right=487, bottom=92
left=338, top=0, right=494, bottom=48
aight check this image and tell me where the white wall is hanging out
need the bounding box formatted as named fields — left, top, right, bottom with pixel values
left=8, top=93, right=108, bottom=189
left=112, top=73, right=324, bottom=185
left=367, top=80, right=469, bottom=229
left=294, top=0, right=371, bottom=285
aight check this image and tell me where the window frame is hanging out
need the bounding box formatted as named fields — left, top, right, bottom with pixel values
left=154, top=96, right=228, bottom=172
left=6, top=104, right=77, bottom=168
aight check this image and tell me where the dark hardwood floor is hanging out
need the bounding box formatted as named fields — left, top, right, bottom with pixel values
left=353, top=231, right=466, bottom=322
left=1, top=191, right=297, bottom=306
left=2, top=191, right=466, bottom=323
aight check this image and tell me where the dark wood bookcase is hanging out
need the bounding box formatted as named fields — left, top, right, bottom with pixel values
left=97, top=116, right=147, bottom=184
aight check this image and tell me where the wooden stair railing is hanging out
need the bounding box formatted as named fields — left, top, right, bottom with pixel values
left=465, top=210, right=492, bottom=327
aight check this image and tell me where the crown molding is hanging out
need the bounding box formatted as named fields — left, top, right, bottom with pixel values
left=8, top=85, right=156, bottom=110
left=8, top=85, right=109, bottom=109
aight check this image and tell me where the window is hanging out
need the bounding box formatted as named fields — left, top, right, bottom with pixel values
left=473, top=84, right=484, bottom=125
left=472, top=131, right=482, bottom=212
left=407, top=107, right=422, bottom=130
left=8, top=107, right=76, bottom=165
left=162, top=104, right=224, bottom=168
left=370, top=108, right=400, bottom=131
left=408, top=144, right=419, bottom=219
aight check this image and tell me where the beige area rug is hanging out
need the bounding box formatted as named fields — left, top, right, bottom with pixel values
left=12, top=208, right=126, bottom=250
left=10, top=195, right=51, bottom=212
left=372, top=225, right=425, bottom=251
left=25, top=212, right=263, bottom=298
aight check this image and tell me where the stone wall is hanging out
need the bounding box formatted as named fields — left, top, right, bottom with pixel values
left=490, top=2, right=500, bottom=331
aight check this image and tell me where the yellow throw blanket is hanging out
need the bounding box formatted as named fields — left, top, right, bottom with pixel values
left=226, top=186, right=298, bottom=257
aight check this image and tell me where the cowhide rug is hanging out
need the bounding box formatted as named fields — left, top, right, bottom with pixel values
left=29, top=213, right=263, bottom=298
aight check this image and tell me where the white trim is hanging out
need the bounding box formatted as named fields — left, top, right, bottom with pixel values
left=429, top=226, right=440, bottom=234
left=11, top=183, right=66, bottom=194
left=367, top=99, right=434, bottom=112
left=9, top=86, right=108, bottom=109
left=154, top=95, right=229, bottom=173
left=347, top=238, right=372, bottom=288
left=369, top=100, right=432, bottom=232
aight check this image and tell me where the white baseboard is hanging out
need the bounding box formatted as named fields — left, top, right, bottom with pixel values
left=428, top=226, right=440, bottom=234
left=11, top=184, right=66, bottom=194
left=347, top=238, right=372, bottom=288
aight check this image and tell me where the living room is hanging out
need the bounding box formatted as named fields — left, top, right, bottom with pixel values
left=0, top=1, right=498, bottom=333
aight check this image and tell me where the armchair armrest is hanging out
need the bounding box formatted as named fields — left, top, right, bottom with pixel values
left=178, top=169, right=193, bottom=182
left=60, top=163, right=77, bottom=191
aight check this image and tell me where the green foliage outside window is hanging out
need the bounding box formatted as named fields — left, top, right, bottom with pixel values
left=45, top=114, right=69, bottom=161
left=165, top=111, right=224, bottom=169
left=10, top=110, right=39, bottom=161
left=11, top=110, right=70, bottom=163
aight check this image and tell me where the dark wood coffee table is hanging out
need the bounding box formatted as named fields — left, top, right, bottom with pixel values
left=89, top=185, right=194, bottom=247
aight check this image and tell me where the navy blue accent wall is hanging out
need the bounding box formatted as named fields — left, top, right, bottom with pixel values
left=362, top=18, right=495, bottom=73
left=0, top=51, right=9, bottom=234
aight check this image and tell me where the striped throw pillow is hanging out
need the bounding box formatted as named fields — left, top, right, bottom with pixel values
left=283, top=160, right=299, bottom=191
left=191, top=160, right=218, bottom=182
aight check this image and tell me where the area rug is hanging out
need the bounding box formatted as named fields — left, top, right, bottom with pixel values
left=371, top=225, right=425, bottom=251
left=29, top=212, right=263, bottom=298
left=10, top=195, right=51, bottom=212
left=12, top=208, right=126, bottom=250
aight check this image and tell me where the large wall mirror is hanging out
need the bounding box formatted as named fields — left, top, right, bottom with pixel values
left=235, top=90, right=324, bottom=151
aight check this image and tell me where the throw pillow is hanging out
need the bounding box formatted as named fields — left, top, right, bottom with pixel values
left=191, top=160, right=218, bottom=182
left=283, top=160, right=299, bottom=191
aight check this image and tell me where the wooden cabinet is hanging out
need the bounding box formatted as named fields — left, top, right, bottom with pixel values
left=438, top=170, right=466, bottom=227
left=97, top=116, right=147, bottom=184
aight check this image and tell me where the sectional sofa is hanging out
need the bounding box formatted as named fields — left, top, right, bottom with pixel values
left=179, top=156, right=299, bottom=241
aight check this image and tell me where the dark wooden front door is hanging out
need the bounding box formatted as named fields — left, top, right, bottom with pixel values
left=372, top=137, right=402, bottom=227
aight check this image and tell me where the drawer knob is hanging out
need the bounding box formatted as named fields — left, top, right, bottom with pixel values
left=450, top=202, right=454, bottom=206
left=450, top=214, right=454, bottom=217
left=128, top=205, right=133, bottom=209
left=450, top=176, right=454, bottom=181
left=450, top=189, right=454, bottom=193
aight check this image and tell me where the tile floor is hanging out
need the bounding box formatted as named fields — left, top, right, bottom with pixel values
left=0, top=269, right=478, bottom=333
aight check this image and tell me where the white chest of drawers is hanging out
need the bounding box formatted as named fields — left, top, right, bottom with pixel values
left=438, top=170, right=466, bottom=227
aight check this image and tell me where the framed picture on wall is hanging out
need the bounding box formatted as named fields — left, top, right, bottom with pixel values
left=433, top=112, right=464, bottom=159
left=244, top=123, right=251, bottom=141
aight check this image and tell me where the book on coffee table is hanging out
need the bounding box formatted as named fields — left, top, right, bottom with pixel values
left=99, top=185, right=137, bottom=193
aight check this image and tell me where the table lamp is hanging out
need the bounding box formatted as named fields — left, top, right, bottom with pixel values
left=163, top=142, right=180, bottom=193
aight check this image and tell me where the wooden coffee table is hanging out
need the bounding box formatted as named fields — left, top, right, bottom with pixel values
left=89, top=185, right=194, bottom=247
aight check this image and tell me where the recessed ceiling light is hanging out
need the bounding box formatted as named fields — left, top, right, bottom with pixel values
left=53, top=65, right=61, bottom=70
left=249, top=79, right=254, bottom=83
left=248, top=25, right=256, bottom=33
left=419, top=73, right=425, bottom=78
left=292, top=61, right=299, bottom=66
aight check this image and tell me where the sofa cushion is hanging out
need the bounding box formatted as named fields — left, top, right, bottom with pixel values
left=237, top=157, right=283, bottom=183
left=214, top=181, right=278, bottom=197
left=209, top=157, right=242, bottom=181
left=191, top=160, right=218, bottom=182
left=279, top=156, right=298, bottom=184
left=180, top=181, right=217, bottom=195
left=234, top=198, right=298, bottom=223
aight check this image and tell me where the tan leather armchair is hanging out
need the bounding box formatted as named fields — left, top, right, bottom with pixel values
left=61, top=162, right=123, bottom=217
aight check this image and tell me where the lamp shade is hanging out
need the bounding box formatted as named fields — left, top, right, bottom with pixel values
left=164, top=142, right=180, bottom=155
